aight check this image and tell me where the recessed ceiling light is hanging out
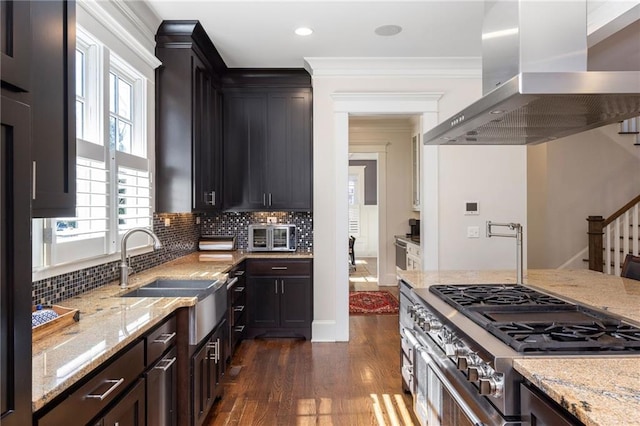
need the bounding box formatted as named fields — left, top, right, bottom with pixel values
left=374, top=24, right=402, bottom=37
left=295, top=27, right=313, bottom=36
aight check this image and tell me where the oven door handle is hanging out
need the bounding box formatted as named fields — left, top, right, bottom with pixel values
left=417, top=348, right=486, bottom=426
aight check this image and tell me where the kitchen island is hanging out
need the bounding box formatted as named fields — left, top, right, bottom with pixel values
left=398, top=268, right=640, bottom=426
left=31, top=251, right=312, bottom=412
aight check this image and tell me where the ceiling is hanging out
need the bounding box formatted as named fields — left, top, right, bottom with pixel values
left=145, top=0, right=486, bottom=68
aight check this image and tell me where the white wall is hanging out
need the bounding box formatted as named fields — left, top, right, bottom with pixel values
left=527, top=124, right=640, bottom=269
left=307, top=65, right=530, bottom=341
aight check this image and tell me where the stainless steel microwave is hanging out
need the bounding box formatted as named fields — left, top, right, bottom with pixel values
left=248, top=224, right=297, bottom=252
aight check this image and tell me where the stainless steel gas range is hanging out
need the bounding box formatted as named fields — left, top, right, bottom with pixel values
left=399, top=280, right=640, bottom=426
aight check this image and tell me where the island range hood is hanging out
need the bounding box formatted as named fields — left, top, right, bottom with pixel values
left=424, top=0, right=640, bottom=145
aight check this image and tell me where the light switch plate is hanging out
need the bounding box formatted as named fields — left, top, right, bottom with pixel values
left=164, top=218, right=171, bottom=227
left=467, top=226, right=480, bottom=238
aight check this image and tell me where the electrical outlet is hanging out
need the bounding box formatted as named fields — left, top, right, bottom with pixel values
left=467, top=226, right=480, bottom=238
left=164, top=218, right=171, bottom=227
left=267, top=217, right=277, bottom=224
left=195, top=216, right=201, bottom=225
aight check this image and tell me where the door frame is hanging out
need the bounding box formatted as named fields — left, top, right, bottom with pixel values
left=329, top=92, right=441, bottom=341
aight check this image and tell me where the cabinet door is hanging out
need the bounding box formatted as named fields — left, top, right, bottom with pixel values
left=223, top=92, right=267, bottom=210
left=146, top=347, right=177, bottom=426
left=192, top=342, right=213, bottom=426
left=193, top=63, right=215, bottom=211
left=99, top=378, right=146, bottom=426
left=267, top=90, right=312, bottom=211
left=0, top=96, right=32, bottom=426
left=247, top=277, right=279, bottom=328
left=0, top=1, right=30, bottom=91
left=31, top=0, right=76, bottom=217
left=280, top=278, right=312, bottom=329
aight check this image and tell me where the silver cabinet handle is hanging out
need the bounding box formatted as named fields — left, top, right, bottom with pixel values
left=152, top=332, right=176, bottom=345
left=274, top=280, right=278, bottom=294
left=154, top=356, right=177, bottom=372
left=281, top=280, right=284, bottom=294
left=85, top=378, right=124, bottom=400
left=234, top=286, right=245, bottom=293
left=234, top=270, right=245, bottom=277
left=32, top=161, right=36, bottom=200
left=234, top=325, right=245, bottom=332
left=234, top=305, right=245, bottom=312
left=212, top=191, right=216, bottom=206
left=271, top=266, right=288, bottom=270
left=268, top=193, right=272, bottom=206
left=263, top=193, right=266, bottom=206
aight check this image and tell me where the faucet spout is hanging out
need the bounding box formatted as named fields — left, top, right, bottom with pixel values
left=120, top=227, right=163, bottom=289
left=486, top=221, right=523, bottom=285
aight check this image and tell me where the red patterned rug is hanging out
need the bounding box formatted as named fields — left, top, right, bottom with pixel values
left=349, top=291, right=399, bottom=315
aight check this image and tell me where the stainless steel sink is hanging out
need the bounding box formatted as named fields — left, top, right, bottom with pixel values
left=121, top=287, right=205, bottom=299
left=137, top=279, right=220, bottom=290
left=120, top=278, right=229, bottom=345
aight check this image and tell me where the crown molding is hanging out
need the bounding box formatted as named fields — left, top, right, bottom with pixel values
left=304, top=57, right=481, bottom=78
left=78, top=0, right=162, bottom=69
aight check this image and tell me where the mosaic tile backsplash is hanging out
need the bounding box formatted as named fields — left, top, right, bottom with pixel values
left=201, top=211, right=313, bottom=251
left=32, top=213, right=200, bottom=305
left=32, top=211, right=313, bottom=305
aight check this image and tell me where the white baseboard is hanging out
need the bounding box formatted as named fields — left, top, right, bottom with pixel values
left=311, top=320, right=342, bottom=342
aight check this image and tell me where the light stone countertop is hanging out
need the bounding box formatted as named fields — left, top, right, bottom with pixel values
left=397, top=268, right=640, bottom=426
left=32, top=250, right=312, bottom=412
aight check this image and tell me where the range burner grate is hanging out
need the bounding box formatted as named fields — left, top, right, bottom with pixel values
left=430, top=284, right=571, bottom=308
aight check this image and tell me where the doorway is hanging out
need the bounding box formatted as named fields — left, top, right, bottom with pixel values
left=348, top=156, right=379, bottom=291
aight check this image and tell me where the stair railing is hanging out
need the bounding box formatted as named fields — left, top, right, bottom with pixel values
left=588, top=193, right=640, bottom=274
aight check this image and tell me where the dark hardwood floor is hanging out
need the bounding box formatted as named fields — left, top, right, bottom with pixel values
left=207, top=313, right=416, bottom=425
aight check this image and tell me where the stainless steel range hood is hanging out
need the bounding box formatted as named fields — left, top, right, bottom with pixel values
left=424, top=0, right=640, bottom=145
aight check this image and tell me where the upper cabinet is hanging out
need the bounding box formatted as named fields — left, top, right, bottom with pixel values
left=1, top=1, right=31, bottom=92
left=222, top=71, right=312, bottom=212
left=30, top=0, right=76, bottom=218
left=155, top=21, right=225, bottom=213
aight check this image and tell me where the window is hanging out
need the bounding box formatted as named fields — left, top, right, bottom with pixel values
left=32, top=26, right=153, bottom=271
left=348, top=166, right=366, bottom=237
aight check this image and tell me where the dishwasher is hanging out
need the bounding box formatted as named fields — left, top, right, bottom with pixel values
left=395, top=238, right=407, bottom=270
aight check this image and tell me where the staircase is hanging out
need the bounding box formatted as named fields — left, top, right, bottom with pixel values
left=619, top=117, right=640, bottom=146
left=588, top=194, right=640, bottom=275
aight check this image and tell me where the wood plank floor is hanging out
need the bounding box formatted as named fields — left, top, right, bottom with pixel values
left=206, top=313, right=416, bottom=425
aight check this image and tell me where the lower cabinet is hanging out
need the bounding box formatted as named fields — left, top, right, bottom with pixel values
left=34, top=315, right=178, bottom=426
left=246, top=259, right=313, bottom=339
left=146, top=347, right=178, bottom=426
left=93, top=378, right=146, bottom=426
left=192, top=319, right=227, bottom=426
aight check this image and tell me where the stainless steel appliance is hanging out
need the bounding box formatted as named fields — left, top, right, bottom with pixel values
left=248, top=224, right=296, bottom=252
left=424, top=0, right=640, bottom=146
left=395, top=238, right=407, bottom=271
left=399, top=282, right=640, bottom=425
left=198, top=235, right=236, bottom=251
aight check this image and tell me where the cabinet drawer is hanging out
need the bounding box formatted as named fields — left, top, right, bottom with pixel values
left=146, top=316, right=177, bottom=366
left=37, top=340, right=144, bottom=426
left=248, top=259, right=312, bottom=276
left=230, top=282, right=246, bottom=305
left=406, top=243, right=421, bottom=257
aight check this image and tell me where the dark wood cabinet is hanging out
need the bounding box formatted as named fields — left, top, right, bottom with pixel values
left=155, top=21, right=224, bottom=213
left=223, top=88, right=312, bottom=211
left=227, top=262, right=246, bottom=360
left=1, top=1, right=31, bottom=92
left=30, top=0, right=76, bottom=218
left=191, top=320, right=226, bottom=426
left=94, top=378, right=146, bottom=426
left=246, top=259, right=313, bottom=339
left=0, top=95, right=33, bottom=426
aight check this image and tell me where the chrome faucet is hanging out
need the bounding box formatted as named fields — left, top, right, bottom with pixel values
left=486, top=221, right=523, bottom=285
left=120, top=227, right=162, bottom=289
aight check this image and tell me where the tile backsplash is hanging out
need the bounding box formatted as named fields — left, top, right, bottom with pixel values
left=32, top=211, right=313, bottom=305
left=201, top=211, right=313, bottom=251
left=32, top=213, right=200, bottom=305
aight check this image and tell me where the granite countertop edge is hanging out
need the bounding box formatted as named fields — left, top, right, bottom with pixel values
left=32, top=250, right=313, bottom=412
